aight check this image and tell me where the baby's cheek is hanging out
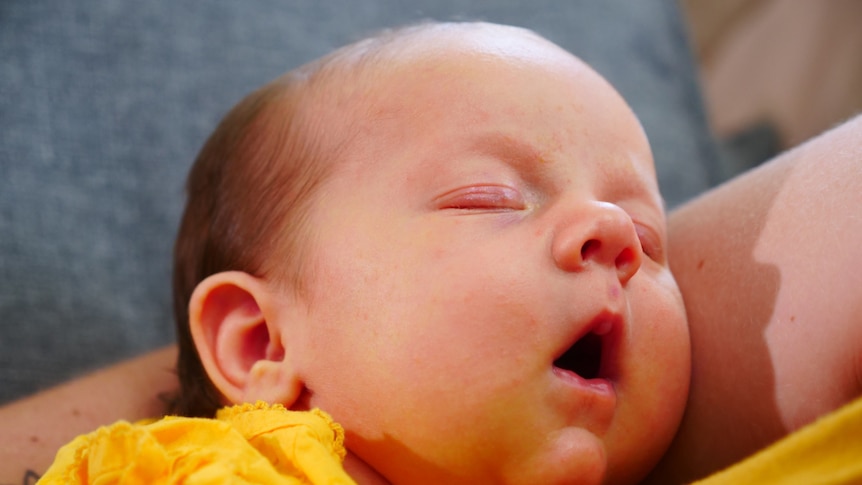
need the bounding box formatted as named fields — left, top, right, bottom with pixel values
left=638, top=269, right=690, bottom=352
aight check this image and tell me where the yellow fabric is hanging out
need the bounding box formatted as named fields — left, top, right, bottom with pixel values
left=694, top=396, right=862, bottom=485
left=38, top=402, right=357, bottom=484
left=38, top=397, right=862, bottom=484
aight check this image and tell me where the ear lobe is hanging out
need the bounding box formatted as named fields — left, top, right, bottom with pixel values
left=189, top=271, right=304, bottom=407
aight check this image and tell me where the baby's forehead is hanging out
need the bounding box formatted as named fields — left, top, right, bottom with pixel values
left=291, top=22, right=652, bottom=184
left=311, top=22, right=577, bottom=90
left=301, top=23, right=589, bottom=126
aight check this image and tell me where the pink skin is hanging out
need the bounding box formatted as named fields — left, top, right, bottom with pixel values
left=265, top=25, right=690, bottom=485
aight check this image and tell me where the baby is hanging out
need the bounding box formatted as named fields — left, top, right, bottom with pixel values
left=43, top=22, right=691, bottom=485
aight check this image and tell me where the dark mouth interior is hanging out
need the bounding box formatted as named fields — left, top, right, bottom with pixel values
left=554, top=332, right=602, bottom=379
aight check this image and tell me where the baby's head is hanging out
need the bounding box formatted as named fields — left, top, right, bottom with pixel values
left=172, top=22, right=690, bottom=485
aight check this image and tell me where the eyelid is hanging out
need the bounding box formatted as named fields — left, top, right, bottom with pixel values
left=435, top=184, right=527, bottom=211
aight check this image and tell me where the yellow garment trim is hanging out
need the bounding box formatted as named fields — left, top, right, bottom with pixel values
left=695, top=396, right=862, bottom=485
left=38, top=402, right=357, bottom=484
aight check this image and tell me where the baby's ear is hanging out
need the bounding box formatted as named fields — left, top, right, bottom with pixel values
left=189, top=271, right=304, bottom=407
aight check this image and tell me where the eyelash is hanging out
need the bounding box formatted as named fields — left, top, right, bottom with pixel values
left=437, top=185, right=526, bottom=211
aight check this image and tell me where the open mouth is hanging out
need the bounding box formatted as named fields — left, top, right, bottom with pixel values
left=553, top=332, right=603, bottom=380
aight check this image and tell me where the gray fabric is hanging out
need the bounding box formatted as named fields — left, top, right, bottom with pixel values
left=0, top=0, right=723, bottom=403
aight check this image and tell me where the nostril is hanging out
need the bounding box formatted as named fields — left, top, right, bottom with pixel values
left=615, top=246, right=641, bottom=282
left=580, top=239, right=601, bottom=260
left=615, top=247, right=635, bottom=268
left=578, top=239, right=641, bottom=282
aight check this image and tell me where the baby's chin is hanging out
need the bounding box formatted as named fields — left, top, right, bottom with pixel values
left=502, top=427, right=608, bottom=485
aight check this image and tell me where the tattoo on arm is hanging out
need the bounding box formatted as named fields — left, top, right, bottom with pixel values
left=23, top=470, right=40, bottom=485
left=0, top=468, right=41, bottom=485
left=3, top=469, right=41, bottom=485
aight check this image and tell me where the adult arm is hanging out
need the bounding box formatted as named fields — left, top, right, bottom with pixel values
left=0, top=346, right=177, bottom=483
left=646, top=114, right=862, bottom=483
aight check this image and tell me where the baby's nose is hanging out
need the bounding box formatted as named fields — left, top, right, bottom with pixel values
left=551, top=201, right=642, bottom=284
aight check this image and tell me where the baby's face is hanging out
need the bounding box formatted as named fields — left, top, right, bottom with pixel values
left=283, top=25, right=690, bottom=485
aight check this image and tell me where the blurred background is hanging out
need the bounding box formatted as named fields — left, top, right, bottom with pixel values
left=681, top=0, right=862, bottom=171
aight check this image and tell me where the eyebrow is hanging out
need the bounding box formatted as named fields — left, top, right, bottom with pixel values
left=465, top=131, right=665, bottom=212
left=465, top=132, right=550, bottom=180
left=469, top=132, right=543, bottom=162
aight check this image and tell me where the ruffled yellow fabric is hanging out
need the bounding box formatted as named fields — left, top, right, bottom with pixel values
left=695, top=396, right=862, bottom=484
left=38, top=402, right=356, bottom=484
left=39, top=396, right=862, bottom=483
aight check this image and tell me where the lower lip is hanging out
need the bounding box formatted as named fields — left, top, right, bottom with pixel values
left=551, top=367, right=618, bottom=432
left=552, top=367, right=615, bottom=396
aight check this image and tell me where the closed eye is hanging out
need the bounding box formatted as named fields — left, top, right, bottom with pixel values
left=435, top=185, right=526, bottom=211
left=635, top=223, right=664, bottom=263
